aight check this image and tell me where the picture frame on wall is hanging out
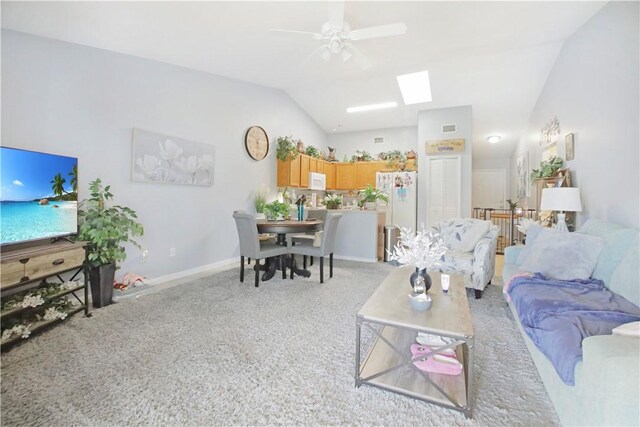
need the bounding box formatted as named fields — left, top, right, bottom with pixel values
left=516, top=151, right=529, bottom=198
left=565, top=133, right=575, bottom=161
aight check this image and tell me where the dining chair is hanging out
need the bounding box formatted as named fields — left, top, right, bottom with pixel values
left=288, top=212, right=342, bottom=283
left=291, top=209, right=328, bottom=268
left=232, top=211, right=289, bottom=287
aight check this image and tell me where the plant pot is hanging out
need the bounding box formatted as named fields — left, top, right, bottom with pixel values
left=255, top=213, right=266, bottom=220
left=89, top=263, right=116, bottom=308
left=365, top=202, right=377, bottom=211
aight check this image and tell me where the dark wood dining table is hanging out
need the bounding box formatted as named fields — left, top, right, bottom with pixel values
left=256, top=219, right=323, bottom=281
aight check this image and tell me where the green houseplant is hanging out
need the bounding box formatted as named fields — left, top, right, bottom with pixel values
left=385, top=150, right=407, bottom=170
left=305, top=145, right=321, bottom=158
left=78, top=179, right=144, bottom=308
left=254, top=191, right=267, bottom=219
left=264, top=201, right=291, bottom=221
left=359, top=184, right=389, bottom=210
left=530, top=156, right=564, bottom=180
left=323, top=194, right=342, bottom=210
left=275, top=136, right=299, bottom=162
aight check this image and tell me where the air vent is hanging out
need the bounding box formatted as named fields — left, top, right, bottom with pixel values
left=374, top=137, right=384, bottom=144
left=442, top=124, right=456, bottom=133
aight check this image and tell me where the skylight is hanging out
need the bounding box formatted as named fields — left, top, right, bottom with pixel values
left=346, top=102, right=398, bottom=113
left=396, top=70, right=432, bottom=105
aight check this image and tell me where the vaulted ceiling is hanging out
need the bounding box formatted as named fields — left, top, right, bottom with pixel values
left=1, top=1, right=606, bottom=158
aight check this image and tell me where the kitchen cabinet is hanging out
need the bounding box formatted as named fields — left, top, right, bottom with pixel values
left=325, top=162, right=336, bottom=190
left=277, top=156, right=301, bottom=187
left=356, top=162, right=383, bottom=189
left=316, top=160, right=325, bottom=174
left=299, top=155, right=310, bottom=188
left=335, top=163, right=357, bottom=190
left=309, top=157, right=318, bottom=174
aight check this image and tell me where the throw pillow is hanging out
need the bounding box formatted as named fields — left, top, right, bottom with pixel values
left=519, top=228, right=606, bottom=280
left=450, top=220, right=491, bottom=253
left=612, top=321, right=640, bottom=338
left=516, top=224, right=544, bottom=265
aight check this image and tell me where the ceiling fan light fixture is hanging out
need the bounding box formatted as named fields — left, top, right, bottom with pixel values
left=346, top=102, right=398, bottom=113
left=396, top=70, right=432, bottom=105
left=487, top=135, right=501, bottom=144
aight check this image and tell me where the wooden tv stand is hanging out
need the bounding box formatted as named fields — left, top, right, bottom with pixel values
left=1, top=240, right=90, bottom=349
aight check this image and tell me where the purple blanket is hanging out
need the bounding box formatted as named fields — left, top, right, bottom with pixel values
left=508, top=273, right=640, bottom=385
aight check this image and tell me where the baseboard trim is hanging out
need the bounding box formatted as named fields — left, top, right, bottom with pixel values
left=332, top=255, right=378, bottom=263
left=146, top=257, right=238, bottom=286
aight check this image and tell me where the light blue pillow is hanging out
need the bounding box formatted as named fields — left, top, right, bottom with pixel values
left=516, top=224, right=544, bottom=265
left=519, top=228, right=606, bottom=280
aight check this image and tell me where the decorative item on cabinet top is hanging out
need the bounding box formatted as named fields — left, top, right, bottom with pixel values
left=245, top=126, right=269, bottom=161
left=425, top=138, right=465, bottom=154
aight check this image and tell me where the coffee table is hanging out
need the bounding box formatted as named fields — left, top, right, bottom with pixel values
left=355, top=266, right=475, bottom=418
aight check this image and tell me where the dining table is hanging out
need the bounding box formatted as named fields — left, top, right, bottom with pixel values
left=256, top=219, right=323, bottom=281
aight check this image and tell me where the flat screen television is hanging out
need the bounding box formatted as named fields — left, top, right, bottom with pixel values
left=0, top=147, right=78, bottom=246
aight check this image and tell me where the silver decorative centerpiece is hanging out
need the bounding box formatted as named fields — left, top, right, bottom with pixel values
left=389, top=225, right=446, bottom=294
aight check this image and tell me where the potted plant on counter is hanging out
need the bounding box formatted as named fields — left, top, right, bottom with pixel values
left=254, top=191, right=267, bottom=219
left=78, top=179, right=144, bottom=308
left=359, top=184, right=389, bottom=210
left=323, top=193, right=342, bottom=210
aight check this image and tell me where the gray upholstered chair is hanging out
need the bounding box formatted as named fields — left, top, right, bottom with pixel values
left=288, top=212, right=342, bottom=283
left=232, top=211, right=289, bottom=287
left=291, top=209, right=328, bottom=268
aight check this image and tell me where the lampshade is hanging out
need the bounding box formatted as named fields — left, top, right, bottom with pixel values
left=540, top=187, right=582, bottom=212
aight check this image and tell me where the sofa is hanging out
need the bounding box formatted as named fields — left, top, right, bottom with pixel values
left=503, top=219, right=640, bottom=426
left=429, top=218, right=499, bottom=299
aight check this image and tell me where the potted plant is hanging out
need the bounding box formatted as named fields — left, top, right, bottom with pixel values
left=323, top=193, right=342, bottom=210
left=264, top=201, right=291, bottom=221
left=305, top=145, right=321, bottom=158
left=389, top=225, right=447, bottom=292
left=275, top=136, right=299, bottom=162
left=78, top=179, right=144, bottom=308
left=386, top=150, right=407, bottom=170
left=530, top=156, right=564, bottom=180
left=359, top=184, right=389, bottom=210
left=254, top=191, right=267, bottom=219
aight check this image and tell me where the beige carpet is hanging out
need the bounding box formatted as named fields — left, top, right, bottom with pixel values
left=1, top=260, right=558, bottom=426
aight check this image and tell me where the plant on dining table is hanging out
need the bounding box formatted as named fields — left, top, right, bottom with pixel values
left=264, top=201, right=291, bottom=221
left=389, top=225, right=447, bottom=271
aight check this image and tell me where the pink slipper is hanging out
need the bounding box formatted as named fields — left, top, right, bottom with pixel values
left=410, top=344, right=463, bottom=376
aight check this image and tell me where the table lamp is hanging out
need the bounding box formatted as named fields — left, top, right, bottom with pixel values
left=539, top=187, right=582, bottom=232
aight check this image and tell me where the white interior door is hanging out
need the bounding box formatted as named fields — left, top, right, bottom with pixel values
left=472, top=169, right=507, bottom=209
left=427, top=156, right=461, bottom=226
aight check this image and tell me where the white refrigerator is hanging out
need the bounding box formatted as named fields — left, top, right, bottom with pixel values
left=376, top=171, right=417, bottom=231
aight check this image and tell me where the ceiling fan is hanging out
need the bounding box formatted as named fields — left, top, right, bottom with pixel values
left=270, top=1, right=407, bottom=69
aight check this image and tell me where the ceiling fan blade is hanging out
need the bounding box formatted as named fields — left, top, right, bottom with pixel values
left=348, top=22, right=407, bottom=41
left=328, top=0, right=345, bottom=28
left=349, top=45, right=373, bottom=70
left=301, top=45, right=329, bottom=66
left=270, top=28, right=324, bottom=40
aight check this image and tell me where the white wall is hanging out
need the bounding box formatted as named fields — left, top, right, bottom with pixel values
left=473, top=157, right=511, bottom=199
left=1, top=30, right=327, bottom=279
left=417, top=106, right=473, bottom=224
left=510, top=2, right=639, bottom=228
left=326, top=126, right=417, bottom=161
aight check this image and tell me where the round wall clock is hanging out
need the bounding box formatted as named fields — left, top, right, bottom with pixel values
left=244, top=126, right=269, bottom=161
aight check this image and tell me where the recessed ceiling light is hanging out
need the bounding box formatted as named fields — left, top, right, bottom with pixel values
left=346, top=102, right=398, bottom=113
left=487, top=135, right=501, bottom=144
left=332, top=128, right=337, bottom=132
left=396, top=70, right=432, bottom=105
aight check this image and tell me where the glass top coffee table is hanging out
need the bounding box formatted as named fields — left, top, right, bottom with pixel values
left=355, top=266, right=475, bottom=418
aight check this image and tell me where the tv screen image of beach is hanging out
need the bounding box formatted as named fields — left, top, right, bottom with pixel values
left=0, top=147, right=78, bottom=245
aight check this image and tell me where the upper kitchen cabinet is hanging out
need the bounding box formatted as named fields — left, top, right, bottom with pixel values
left=277, top=156, right=301, bottom=187
left=355, top=162, right=383, bottom=189
left=316, top=160, right=325, bottom=174
left=300, top=155, right=310, bottom=187
left=335, top=163, right=356, bottom=190
left=324, top=162, right=336, bottom=190
left=309, top=157, right=319, bottom=174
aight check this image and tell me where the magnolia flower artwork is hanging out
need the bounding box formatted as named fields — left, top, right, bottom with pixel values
left=132, top=128, right=215, bottom=186
left=389, top=225, right=447, bottom=271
